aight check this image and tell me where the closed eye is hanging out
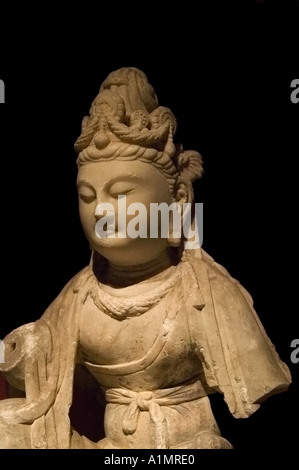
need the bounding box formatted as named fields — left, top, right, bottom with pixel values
left=79, top=193, right=96, bottom=203
left=109, top=182, right=136, bottom=198
left=77, top=181, right=96, bottom=204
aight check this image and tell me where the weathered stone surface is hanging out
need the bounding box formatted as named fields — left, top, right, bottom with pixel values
left=0, top=68, right=291, bottom=449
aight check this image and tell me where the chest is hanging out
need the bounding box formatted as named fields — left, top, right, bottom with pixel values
left=78, top=286, right=205, bottom=390
left=78, top=288, right=199, bottom=365
left=80, top=294, right=170, bottom=364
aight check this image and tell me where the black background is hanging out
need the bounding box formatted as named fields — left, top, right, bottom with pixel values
left=0, top=1, right=298, bottom=460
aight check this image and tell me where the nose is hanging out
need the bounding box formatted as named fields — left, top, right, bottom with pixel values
left=94, top=203, right=116, bottom=239
left=94, top=211, right=103, bottom=222
left=94, top=203, right=116, bottom=222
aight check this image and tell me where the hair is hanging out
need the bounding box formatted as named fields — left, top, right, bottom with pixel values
left=77, top=141, right=180, bottom=197
left=75, top=67, right=203, bottom=200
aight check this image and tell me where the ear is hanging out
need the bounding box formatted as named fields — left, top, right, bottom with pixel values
left=175, top=176, right=192, bottom=206
left=178, top=150, right=204, bottom=183
left=167, top=149, right=203, bottom=248
left=167, top=177, right=192, bottom=248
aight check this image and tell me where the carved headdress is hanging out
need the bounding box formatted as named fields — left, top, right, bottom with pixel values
left=74, top=67, right=203, bottom=196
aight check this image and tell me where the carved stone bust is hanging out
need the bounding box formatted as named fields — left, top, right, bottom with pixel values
left=0, top=67, right=291, bottom=449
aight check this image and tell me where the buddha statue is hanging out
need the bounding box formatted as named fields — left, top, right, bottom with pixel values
left=0, top=67, right=291, bottom=449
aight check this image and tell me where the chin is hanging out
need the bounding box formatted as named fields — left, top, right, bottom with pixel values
left=90, top=237, right=167, bottom=266
left=89, top=237, right=139, bottom=261
left=91, top=235, right=137, bottom=250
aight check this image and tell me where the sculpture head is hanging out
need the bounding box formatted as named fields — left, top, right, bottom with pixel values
left=75, top=67, right=203, bottom=266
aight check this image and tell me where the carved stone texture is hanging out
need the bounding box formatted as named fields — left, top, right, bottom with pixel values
left=0, top=67, right=291, bottom=449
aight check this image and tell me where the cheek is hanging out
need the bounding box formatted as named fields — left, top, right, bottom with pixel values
left=138, top=184, right=173, bottom=207
left=79, top=202, right=96, bottom=231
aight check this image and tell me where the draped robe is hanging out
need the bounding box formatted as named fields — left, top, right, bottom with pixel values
left=0, top=248, right=291, bottom=448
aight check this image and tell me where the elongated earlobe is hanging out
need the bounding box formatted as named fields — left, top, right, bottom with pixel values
left=167, top=178, right=191, bottom=247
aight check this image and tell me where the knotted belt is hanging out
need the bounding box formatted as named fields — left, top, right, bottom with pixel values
left=105, top=380, right=206, bottom=449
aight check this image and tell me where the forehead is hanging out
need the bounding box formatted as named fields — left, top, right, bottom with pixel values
left=77, top=160, right=165, bottom=187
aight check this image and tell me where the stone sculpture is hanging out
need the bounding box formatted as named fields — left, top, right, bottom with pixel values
left=0, top=67, right=291, bottom=449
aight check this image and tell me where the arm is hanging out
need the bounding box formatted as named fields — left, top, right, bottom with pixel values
left=0, top=321, right=53, bottom=393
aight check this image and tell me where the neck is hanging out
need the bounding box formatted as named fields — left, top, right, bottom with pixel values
left=105, top=250, right=174, bottom=287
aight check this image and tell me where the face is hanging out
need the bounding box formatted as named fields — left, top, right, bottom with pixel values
left=77, top=160, right=174, bottom=266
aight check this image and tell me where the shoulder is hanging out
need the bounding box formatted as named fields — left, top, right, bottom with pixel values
left=40, top=265, right=94, bottom=322
left=187, top=248, right=254, bottom=307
